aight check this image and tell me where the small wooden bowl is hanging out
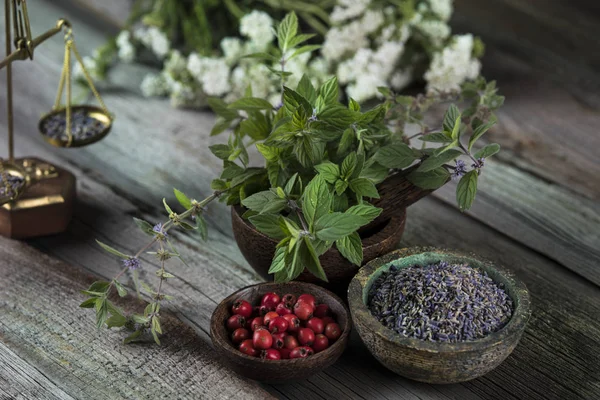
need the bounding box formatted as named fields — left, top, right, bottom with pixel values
left=210, top=281, right=352, bottom=383
left=348, top=247, right=531, bottom=384
left=231, top=205, right=406, bottom=294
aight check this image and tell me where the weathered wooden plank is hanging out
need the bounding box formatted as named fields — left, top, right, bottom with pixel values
left=0, top=239, right=274, bottom=400
left=0, top=342, right=75, bottom=400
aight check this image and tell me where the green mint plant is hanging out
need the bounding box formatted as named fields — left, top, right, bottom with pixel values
left=81, top=12, right=504, bottom=344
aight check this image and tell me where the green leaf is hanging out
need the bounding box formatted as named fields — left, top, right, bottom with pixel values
left=261, top=198, right=288, bottom=214
left=207, top=97, right=238, bottom=120
left=240, top=113, right=270, bottom=141
left=297, top=74, right=317, bottom=104
left=269, top=246, right=287, bottom=273
left=277, top=12, right=298, bottom=52
left=420, top=132, right=453, bottom=143
left=315, top=162, right=340, bottom=184
left=301, top=175, right=331, bottom=226
left=255, top=143, right=281, bottom=163
left=417, top=149, right=463, bottom=172
left=287, top=33, right=316, bottom=48
left=241, top=190, right=277, bottom=212
left=290, top=44, right=321, bottom=60
left=196, top=215, right=208, bottom=241
left=96, top=240, right=129, bottom=259
left=210, top=118, right=233, bottom=137
left=451, top=116, right=462, bottom=141
left=211, top=179, right=228, bottom=191
left=443, top=104, right=460, bottom=133
left=123, top=329, right=143, bottom=344
left=434, top=140, right=459, bottom=156
left=249, top=214, right=286, bottom=240
left=152, top=316, right=162, bottom=334
left=79, top=298, right=96, bottom=308
left=336, top=232, right=363, bottom=266
left=374, top=143, right=417, bottom=169
left=474, top=143, right=501, bottom=159
left=228, top=97, right=274, bottom=111
left=318, top=105, right=355, bottom=129
left=349, top=98, right=360, bottom=112
left=319, top=77, right=339, bottom=105
left=95, top=298, right=108, bottom=330
left=106, top=314, right=127, bottom=328
left=133, top=217, right=154, bottom=236
left=315, top=212, right=366, bottom=241
left=456, top=170, right=478, bottom=211
left=349, top=178, right=380, bottom=199
left=334, top=179, right=348, bottom=195
left=174, top=189, right=192, bottom=209
left=230, top=168, right=265, bottom=187
left=346, top=204, right=382, bottom=223
left=163, top=199, right=173, bottom=215
left=242, top=52, right=279, bottom=62
left=209, top=144, right=231, bottom=160
left=408, top=167, right=451, bottom=189
left=114, top=281, right=127, bottom=297
left=221, top=161, right=245, bottom=179
left=300, top=236, right=328, bottom=282
left=468, top=119, right=497, bottom=151
left=341, top=152, right=357, bottom=179
left=284, top=173, right=299, bottom=195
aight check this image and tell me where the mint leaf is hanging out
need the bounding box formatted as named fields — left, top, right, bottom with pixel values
left=106, top=314, right=127, bottom=328
left=408, top=167, right=451, bottom=189
left=249, top=214, right=287, bottom=240
left=468, top=118, right=497, bottom=151
left=290, top=44, right=321, bottom=60
left=174, top=188, right=192, bottom=209
left=335, top=180, right=348, bottom=195
left=315, top=162, right=340, bottom=184
left=417, top=149, right=463, bottom=172
left=297, top=74, right=317, bottom=104
left=302, top=175, right=331, bottom=226
left=341, top=152, right=357, bottom=179
left=336, top=232, right=363, bottom=266
left=261, top=198, right=288, bottom=214
left=456, top=170, right=478, bottom=211
left=443, top=104, right=460, bottom=133
left=209, top=144, right=231, bottom=160
left=133, top=217, right=154, bottom=236
left=96, top=240, right=129, bottom=258
left=314, top=212, right=366, bottom=241
left=474, top=143, right=500, bottom=159
left=300, top=236, right=328, bottom=282
left=228, top=97, right=274, bottom=111
left=207, top=97, right=239, bottom=120
left=268, top=246, right=287, bottom=274
left=346, top=204, right=382, bottom=223
left=349, top=178, right=380, bottom=199
left=421, top=132, right=453, bottom=142
left=242, top=190, right=277, bottom=212
left=319, top=77, right=339, bottom=105
left=277, top=12, right=298, bottom=52
left=374, top=143, right=417, bottom=169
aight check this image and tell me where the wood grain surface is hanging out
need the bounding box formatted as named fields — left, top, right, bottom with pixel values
left=0, top=1, right=599, bottom=399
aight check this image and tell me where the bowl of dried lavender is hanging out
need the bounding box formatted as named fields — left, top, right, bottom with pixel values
left=348, top=247, right=531, bottom=384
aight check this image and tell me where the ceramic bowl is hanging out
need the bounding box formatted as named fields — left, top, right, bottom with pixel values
left=348, top=247, right=531, bottom=384
left=210, top=281, right=352, bottom=383
left=231, top=205, right=406, bottom=294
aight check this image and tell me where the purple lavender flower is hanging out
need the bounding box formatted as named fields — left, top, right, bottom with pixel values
left=452, top=159, right=467, bottom=180
left=153, top=223, right=168, bottom=238
left=122, top=257, right=141, bottom=270
left=308, top=108, right=318, bottom=122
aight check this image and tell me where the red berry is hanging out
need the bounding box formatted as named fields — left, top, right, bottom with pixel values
left=261, top=348, right=281, bottom=360
left=313, top=304, right=330, bottom=318
left=231, top=299, right=253, bottom=319
left=289, top=346, right=314, bottom=359
left=263, top=311, right=280, bottom=326
left=306, top=317, right=325, bottom=334
left=231, top=328, right=250, bottom=344
left=324, top=323, right=342, bottom=341
left=297, top=294, right=316, bottom=308
left=313, top=334, right=329, bottom=353
left=239, top=339, right=259, bottom=357
left=293, top=302, right=314, bottom=321
left=250, top=317, right=264, bottom=331
left=321, top=316, right=335, bottom=326
left=226, top=315, right=246, bottom=331
left=269, top=316, right=289, bottom=334
left=282, top=314, right=301, bottom=333
left=282, top=293, right=296, bottom=306
left=261, top=292, right=281, bottom=310
left=253, top=329, right=273, bottom=350
left=276, top=302, right=293, bottom=316
left=280, top=348, right=291, bottom=359
left=298, top=328, right=315, bottom=346
left=258, top=305, right=270, bottom=316
left=272, top=332, right=286, bottom=349
left=283, top=335, right=299, bottom=350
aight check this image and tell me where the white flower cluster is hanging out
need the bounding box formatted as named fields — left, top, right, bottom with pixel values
left=133, top=26, right=170, bottom=60
left=424, top=34, right=481, bottom=93
left=116, top=31, right=135, bottom=63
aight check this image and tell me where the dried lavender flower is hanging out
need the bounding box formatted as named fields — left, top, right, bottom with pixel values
left=452, top=159, right=467, bottom=180
left=122, top=257, right=141, bottom=270
left=367, top=261, right=513, bottom=343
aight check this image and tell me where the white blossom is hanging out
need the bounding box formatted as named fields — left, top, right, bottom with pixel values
left=413, top=19, right=451, bottom=46
left=322, top=21, right=368, bottom=62
left=390, top=69, right=413, bottom=91
left=187, top=53, right=231, bottom=96
left=73, top=56, right=99, bottom=81
left=330, top=0, right=370, bottom=23
left=424, top=34, right=481, bottom=93
left=240, top=11, right=274, bottom=51
left=140, top=73, right=168, bottom=97
left=221, top=37, right=243, bottom=65
left=148, top=27, right=170, bottom=59
left=116, top=31, right=136, bottom=63
left=361, top=9, right=384, bottom=34
left=429, top=0, right=453, bottom=22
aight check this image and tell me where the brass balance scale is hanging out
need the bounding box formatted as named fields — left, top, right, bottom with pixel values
left=0, top=0, right=113, bottom=238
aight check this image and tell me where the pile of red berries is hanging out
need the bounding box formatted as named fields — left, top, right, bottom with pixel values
left=226, top=292, right=342, bottom=360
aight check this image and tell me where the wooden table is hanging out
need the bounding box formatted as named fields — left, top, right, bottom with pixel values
left=1, top=1, right=599, bottom=399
